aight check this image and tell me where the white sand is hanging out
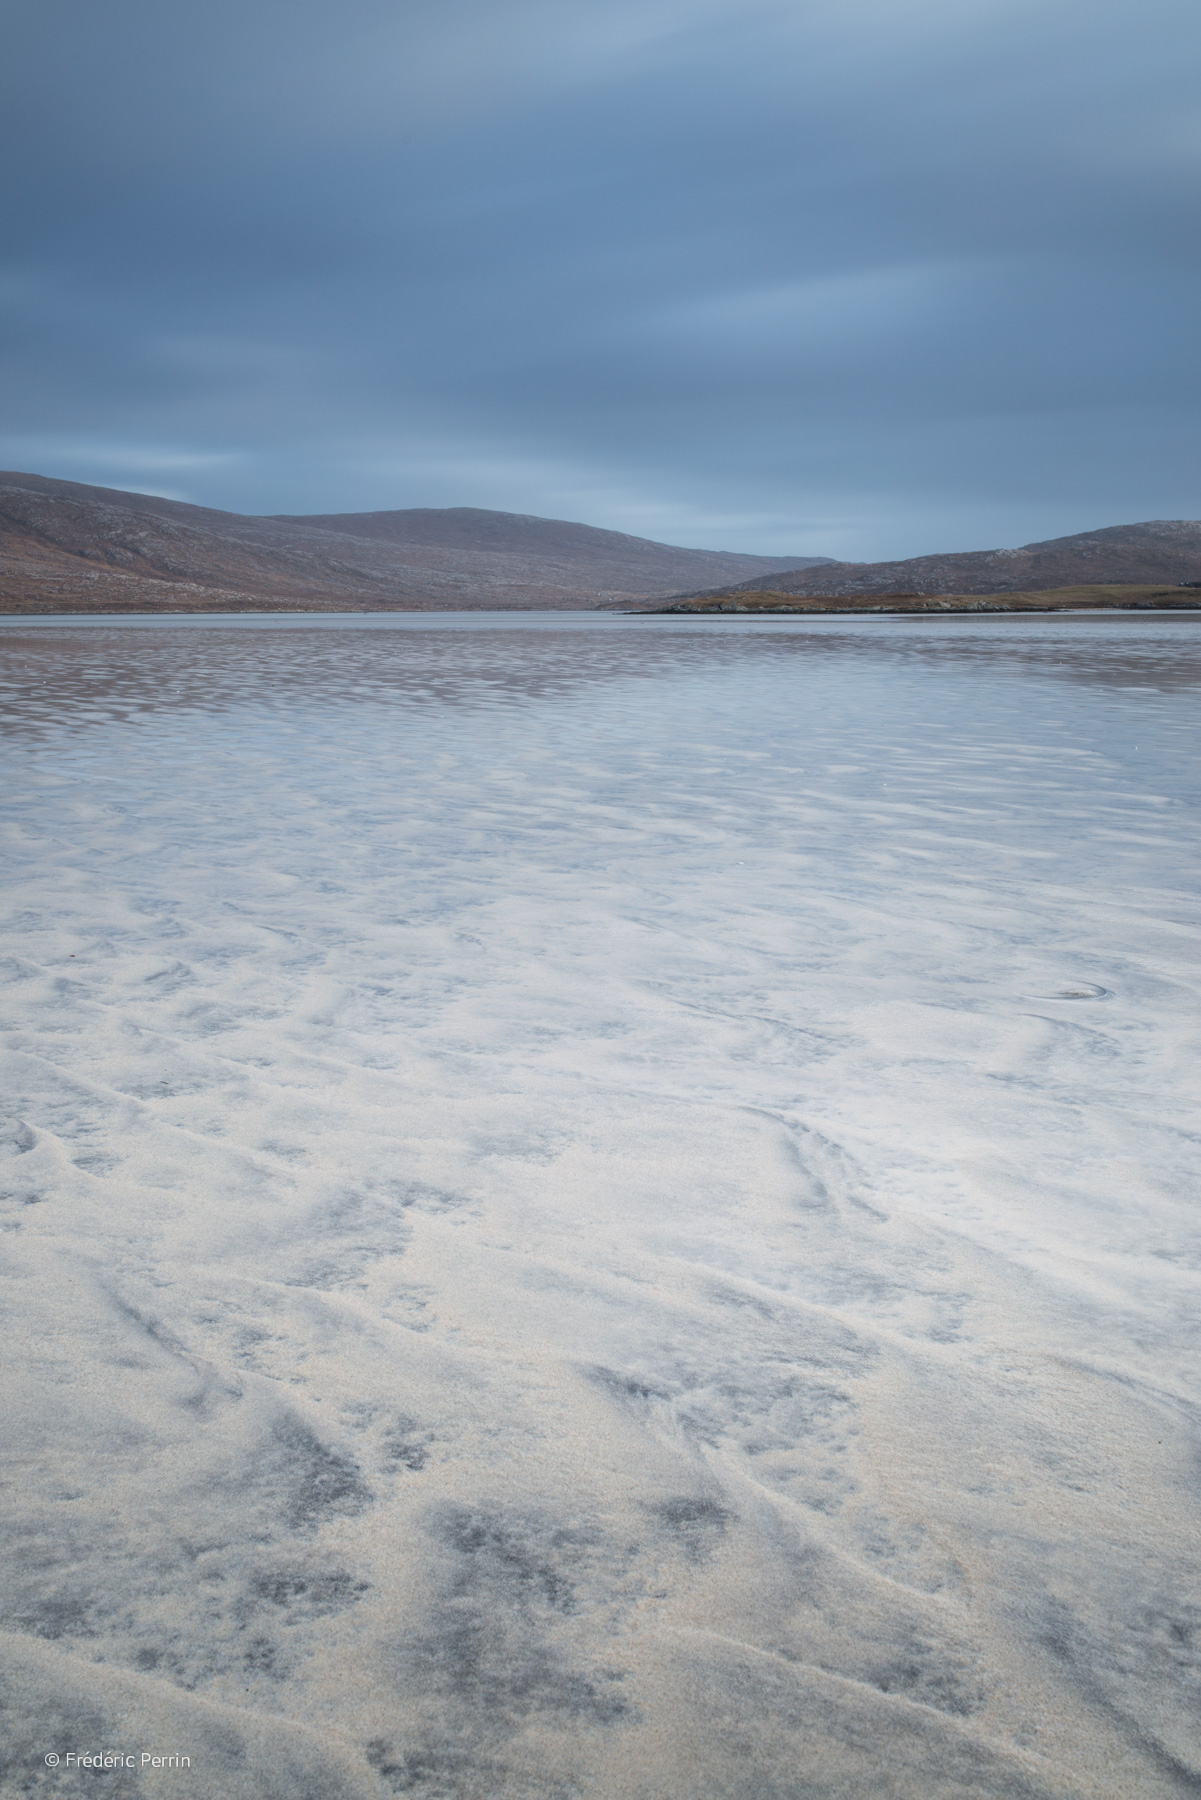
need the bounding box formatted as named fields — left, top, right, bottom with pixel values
left=1, top=612, right=1198, bottom=1799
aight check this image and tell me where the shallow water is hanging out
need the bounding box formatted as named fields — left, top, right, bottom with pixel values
left=2, top=612, right=1199, bottom=1799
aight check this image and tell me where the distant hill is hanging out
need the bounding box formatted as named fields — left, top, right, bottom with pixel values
left=663, top=520, right=1201, bottom=604
left=0, top=474, right=830, bottom=613
left=5, top=475, right=1195, bottom=615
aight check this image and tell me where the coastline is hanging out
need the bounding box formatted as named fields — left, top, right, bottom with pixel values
left=632, top=583, right=1201, bottom=616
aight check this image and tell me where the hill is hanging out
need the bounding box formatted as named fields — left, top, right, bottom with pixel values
left=0, top=474, right=829, bottom=614
left=661, top=520, right=1201, bottom=605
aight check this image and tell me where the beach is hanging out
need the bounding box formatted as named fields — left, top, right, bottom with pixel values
left=2, top=612, right=1198, bottom=1799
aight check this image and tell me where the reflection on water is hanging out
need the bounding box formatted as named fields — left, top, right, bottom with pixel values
left=2, top=611, right=1200, bottom=737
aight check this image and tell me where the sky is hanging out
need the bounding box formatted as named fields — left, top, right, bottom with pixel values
left=1, top=0, right=1198, bottom=560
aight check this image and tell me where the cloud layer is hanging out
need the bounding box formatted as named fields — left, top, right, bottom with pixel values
left=2, top=0, right=1197, bottom=554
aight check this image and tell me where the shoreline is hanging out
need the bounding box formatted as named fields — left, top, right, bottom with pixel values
left=2, top=583, right=1200, bottom=623
left=632, top=582, right=1201, bottom=616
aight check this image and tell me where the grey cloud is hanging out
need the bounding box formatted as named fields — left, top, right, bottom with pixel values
left=1, top=0, right=1197, bottom=554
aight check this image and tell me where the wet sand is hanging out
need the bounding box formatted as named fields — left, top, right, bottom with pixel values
left=1, top=613, right=1199, bottom=1799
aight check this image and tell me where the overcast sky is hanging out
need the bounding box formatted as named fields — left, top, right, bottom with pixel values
left=2, top=0, right=1197, bottom=558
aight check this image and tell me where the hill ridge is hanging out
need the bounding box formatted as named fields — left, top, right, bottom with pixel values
left=665, top=519, right=1201, bottom=603
left=0, top=473, right=829, bottom=613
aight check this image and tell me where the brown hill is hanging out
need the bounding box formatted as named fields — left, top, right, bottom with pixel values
left=0, top=473, right=829, bottom=614
left=666, top=520, right=1201, bottom=604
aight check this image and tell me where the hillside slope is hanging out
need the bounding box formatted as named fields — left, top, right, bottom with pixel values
left=668, top=520, right=1201, bottom=603
left=0, top=474, right=828, bottom=613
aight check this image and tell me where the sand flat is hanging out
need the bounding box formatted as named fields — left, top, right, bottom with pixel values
left=1, top=612, right=1198, bottom=1799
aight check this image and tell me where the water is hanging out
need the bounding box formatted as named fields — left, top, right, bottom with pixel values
left=2, top=612, right=1199, bottom=1799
